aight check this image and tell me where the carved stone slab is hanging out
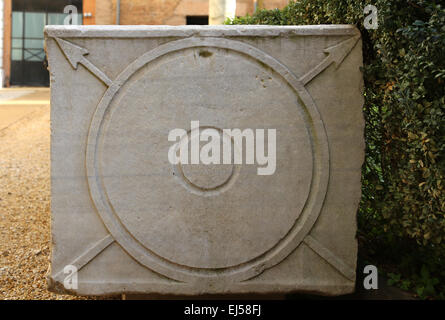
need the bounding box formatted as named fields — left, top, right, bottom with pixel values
left=45, top=25, right=364, bottom=296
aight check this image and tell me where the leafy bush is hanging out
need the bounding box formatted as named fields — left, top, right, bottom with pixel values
left=228, top=0, right=445, bottom=298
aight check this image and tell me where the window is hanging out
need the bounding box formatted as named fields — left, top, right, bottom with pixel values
left=186, top=16, right=209, bottom=25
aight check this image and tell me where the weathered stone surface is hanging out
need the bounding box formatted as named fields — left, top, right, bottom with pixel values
left=45, top=25, right=364, bottom=296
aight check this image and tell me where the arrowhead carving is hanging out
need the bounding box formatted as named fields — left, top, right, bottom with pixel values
left=324, top=35, right=360, bottom=69
left=55, top=37, right=89, bottom=69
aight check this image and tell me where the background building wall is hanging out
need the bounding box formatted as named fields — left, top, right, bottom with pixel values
left=95, top=0, right=288, bottom=25
left=95, top=0, right=114, bottom=24
left=263, top=0, right=288, bottom=10
left=83, top=0, right=96, bottom=24
left=0, top=0, right=4, bottom=88
left=3, top=0, right=10, bottom=87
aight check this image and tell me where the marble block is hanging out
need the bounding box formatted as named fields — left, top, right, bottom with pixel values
left=45, top=25, right=364, bottom=296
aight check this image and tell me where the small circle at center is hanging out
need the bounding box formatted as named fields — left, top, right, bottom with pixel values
left=173, top=126, right=239, bottom=194
left=180, top=162, right=234, bottom=190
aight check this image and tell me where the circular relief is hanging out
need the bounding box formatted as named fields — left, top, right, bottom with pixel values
left=173, top=126, right=241, bottom=196
left=86, top=37, right=329, bottom=282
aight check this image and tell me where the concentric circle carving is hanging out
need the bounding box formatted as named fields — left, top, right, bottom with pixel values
left=85, top=37, right=330, bottom=282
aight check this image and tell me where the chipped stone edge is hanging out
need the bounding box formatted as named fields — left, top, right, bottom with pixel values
left=47, top=279, right=356, bottom=297
left=44, top=24, right=360, bottom=38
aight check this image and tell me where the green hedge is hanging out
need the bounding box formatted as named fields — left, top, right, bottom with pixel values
left=228, top=0, right=445, bottom=298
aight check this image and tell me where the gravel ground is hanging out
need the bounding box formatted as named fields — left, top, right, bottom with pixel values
left=0, top=104, right=90, bottom=300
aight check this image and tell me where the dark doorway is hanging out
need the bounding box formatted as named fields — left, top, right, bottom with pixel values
left=186, top=16, right=209, bottom=25
left=11, top=0, right=83, bottom=86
